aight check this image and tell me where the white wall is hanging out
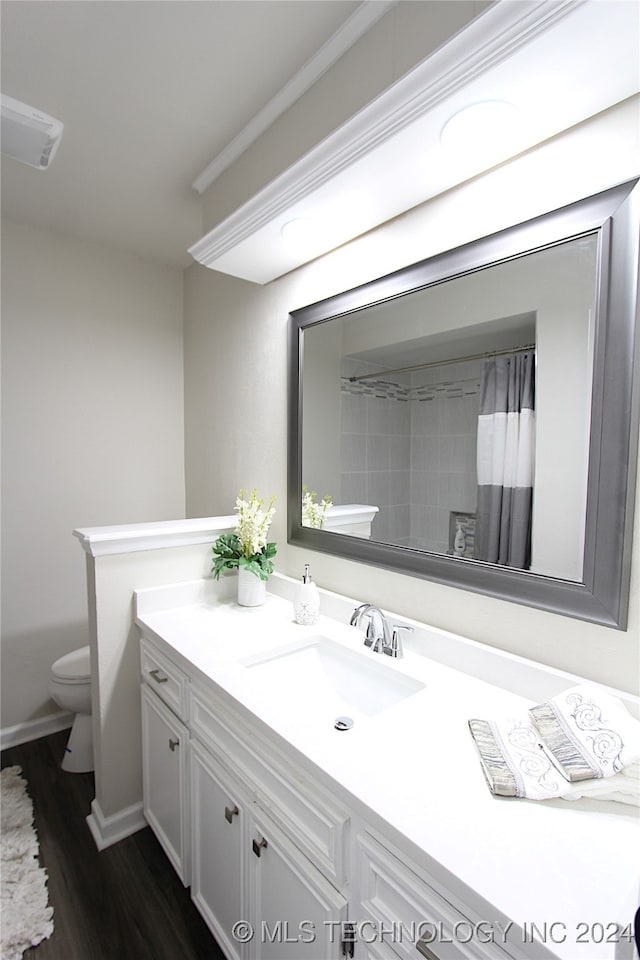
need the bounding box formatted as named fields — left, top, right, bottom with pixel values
left=185, top=99, right=640, bottom=695
left=1, top=221, right=186, bottom=740
left=81, top=533, right=234, bottom=840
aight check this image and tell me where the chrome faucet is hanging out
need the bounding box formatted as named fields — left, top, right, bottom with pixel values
left=349, top=603, right=411, bottom=658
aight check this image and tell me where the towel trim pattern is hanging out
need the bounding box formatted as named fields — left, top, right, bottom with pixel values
left=468, top=720, right=520, bottom=796
left=530, top=692, right=623, bottom=781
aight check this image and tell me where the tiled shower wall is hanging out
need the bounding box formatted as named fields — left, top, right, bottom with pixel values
left=340, top=359, right=411, bottom=544
left=340, top=358, right=481, bottom=551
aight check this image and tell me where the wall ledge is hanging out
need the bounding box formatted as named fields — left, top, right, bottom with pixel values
left=73, top=516, right=236, bottom=557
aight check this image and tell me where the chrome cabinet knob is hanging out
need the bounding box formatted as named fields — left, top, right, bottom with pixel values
left=224, top=804, right=239, bottom=824
left=252, top=836, right=268, bottom=857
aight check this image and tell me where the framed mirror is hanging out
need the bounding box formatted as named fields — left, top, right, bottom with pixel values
left=288, top=180, right=640, bottom=628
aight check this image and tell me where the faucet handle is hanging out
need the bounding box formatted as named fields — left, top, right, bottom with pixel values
left=363, top=617, right=377, bottom=648
left=385, top=624, right=413, bottom=658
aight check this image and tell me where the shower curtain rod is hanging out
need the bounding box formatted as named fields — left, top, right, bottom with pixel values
left=348, top=343, right=535, bottom=383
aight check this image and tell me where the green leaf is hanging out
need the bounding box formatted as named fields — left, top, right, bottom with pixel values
left=211, top=533, right=243, bottom=579
left=263, top=541, right=277, bottom=560
left=212, top=533, right=277, bottom=582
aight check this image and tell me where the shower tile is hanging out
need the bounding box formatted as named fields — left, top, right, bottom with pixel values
left=386, top=504, right=410, bottom=542
left=438, top=435, right=454, bottom=471
left=421, top=400, right=440, bottom=437
left=463, top=473, right=478, bottom=509
left=340, top=434, right=366, bottom=473
left=410, top=437, right=425, bottom=471
left=367, top=396, right=390, bottom=433
left=410, top=401, right=427, bottom=437
left=423, top=436, right=439, bottom=468
left=452, top=435, right=473, bottom=473
left=389, top=470, right=410, bottom=505
left=389, top=399, right=411, bottom=435
left=389, top=434, right=410, bottom=468
left=341, top=472, right=367, bottom=503
left=462, top=394, right=480, bottom=430
left=367, top=471, right=390, bottom=507
left=366, top=434, right=389, bottom=471
left=341, top=394, right=366, bottom=433
left=410, top=470, right=427, bottom=505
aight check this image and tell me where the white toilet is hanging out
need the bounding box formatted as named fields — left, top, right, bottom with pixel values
left=48, top=645, right=93, bottom=773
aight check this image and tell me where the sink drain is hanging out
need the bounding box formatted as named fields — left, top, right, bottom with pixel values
left=334, top=716, right=354, bottom=731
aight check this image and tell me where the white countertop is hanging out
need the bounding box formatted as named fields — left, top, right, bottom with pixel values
left=135, top=579, right=639, bottom=960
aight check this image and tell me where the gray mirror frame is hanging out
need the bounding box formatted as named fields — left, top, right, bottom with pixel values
left=288, top=180, right=640, bottom=629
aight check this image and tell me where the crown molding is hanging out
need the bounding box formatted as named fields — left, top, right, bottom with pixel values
left=191, top=0, right=398, bottom=195
left=189, top=0, right=581, bottom=268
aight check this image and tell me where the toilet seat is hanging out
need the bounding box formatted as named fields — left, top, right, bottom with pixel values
left=51, top=645, right=91, bottom=684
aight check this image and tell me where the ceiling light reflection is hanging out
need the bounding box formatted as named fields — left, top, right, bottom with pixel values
left=281, top=217, right=320, bottom=250
left=440, top=101, right=523, bottom=165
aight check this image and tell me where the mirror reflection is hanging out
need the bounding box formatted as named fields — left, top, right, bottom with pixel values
left=302, top=234, right=598, bottom=583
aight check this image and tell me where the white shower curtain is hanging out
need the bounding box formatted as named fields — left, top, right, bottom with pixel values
left=475, top=351, right=535, bottom=569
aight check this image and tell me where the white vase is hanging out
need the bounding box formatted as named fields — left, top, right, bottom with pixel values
left=237, top=567, right=266, bottom=606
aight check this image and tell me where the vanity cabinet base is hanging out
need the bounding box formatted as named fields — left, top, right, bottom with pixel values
left=191, top=738, right=348, bottom=960
left=140, top=684, right=190, bottom=885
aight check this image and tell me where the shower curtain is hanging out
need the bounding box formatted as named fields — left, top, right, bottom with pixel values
left=475, top=351, right=535, bottom=569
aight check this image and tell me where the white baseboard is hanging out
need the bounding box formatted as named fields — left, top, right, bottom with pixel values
left=0, top=710, right=73, bottom=751
left=86, top=797, right=147, bottom=850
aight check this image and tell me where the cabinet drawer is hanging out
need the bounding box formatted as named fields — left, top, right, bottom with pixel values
left=140, top=636, right=188, bottom=720
left=358, top=834, right=514, bottom=960
left=190, top=684, right=349, bottom=888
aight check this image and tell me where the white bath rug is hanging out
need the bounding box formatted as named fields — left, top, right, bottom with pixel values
left=1, top=765, right=54, bottom=960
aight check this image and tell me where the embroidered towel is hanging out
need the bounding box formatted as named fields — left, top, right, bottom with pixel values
left=560, top=762, right=639, bottom=806
left=469, top=685, right=640, bottom=801
left=468, top=716, right=574, bottom=800
left=529, top=684, right=640, bottom=782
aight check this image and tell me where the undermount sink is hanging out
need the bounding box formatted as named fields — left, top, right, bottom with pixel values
left=241, top=635, right=425, bottom=720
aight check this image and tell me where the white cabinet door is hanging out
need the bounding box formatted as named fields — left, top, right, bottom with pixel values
left=190, top=740, right=246, bottom=960
left=249, top=806, right=348, bottom=960
left=141, top=684, right=189, bottom=884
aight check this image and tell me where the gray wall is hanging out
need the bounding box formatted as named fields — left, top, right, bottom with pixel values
left=1, top=220, right=185, bottom=735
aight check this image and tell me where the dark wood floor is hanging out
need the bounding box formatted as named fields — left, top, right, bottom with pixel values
left=1, top=730, right=225, bottom=960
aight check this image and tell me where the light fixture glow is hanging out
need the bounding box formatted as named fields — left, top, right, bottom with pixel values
left=440, top=101, right=522, bottom=163
left=281, top=217, right=318, bottom=250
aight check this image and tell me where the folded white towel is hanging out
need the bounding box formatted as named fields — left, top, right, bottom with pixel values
left=469, top=685, right=640, bottom=803
left=561, top=762, right=639, bottom=806
left=468, top=716, right=575, bottom=800
left=529, top=684, right=640, bottom=781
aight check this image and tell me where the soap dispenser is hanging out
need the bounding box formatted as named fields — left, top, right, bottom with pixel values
left=293, top=564, right=320, bottom=625
left=453, top=520, right=466, bottom=556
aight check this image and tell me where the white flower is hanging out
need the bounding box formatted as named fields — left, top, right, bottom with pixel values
left=235, top=489, right=276, bottom=558
left=301, top=486, right=333, bottom=529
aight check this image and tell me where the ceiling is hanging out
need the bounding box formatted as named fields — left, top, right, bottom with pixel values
left=192, top=0, right=640, bottom=283
left=2, top=1, right=638, bottom=278
left=0, top=0, right=363, bottom=267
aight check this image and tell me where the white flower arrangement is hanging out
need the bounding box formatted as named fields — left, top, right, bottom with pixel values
left=301, top=485, right=333, bottom=529
left=235, top=489, right=276, bottom=557
left=212, top=489, right=277, bottom=581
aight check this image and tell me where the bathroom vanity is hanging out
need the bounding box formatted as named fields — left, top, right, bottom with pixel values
left=135, top=576, right=639, bottom=960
